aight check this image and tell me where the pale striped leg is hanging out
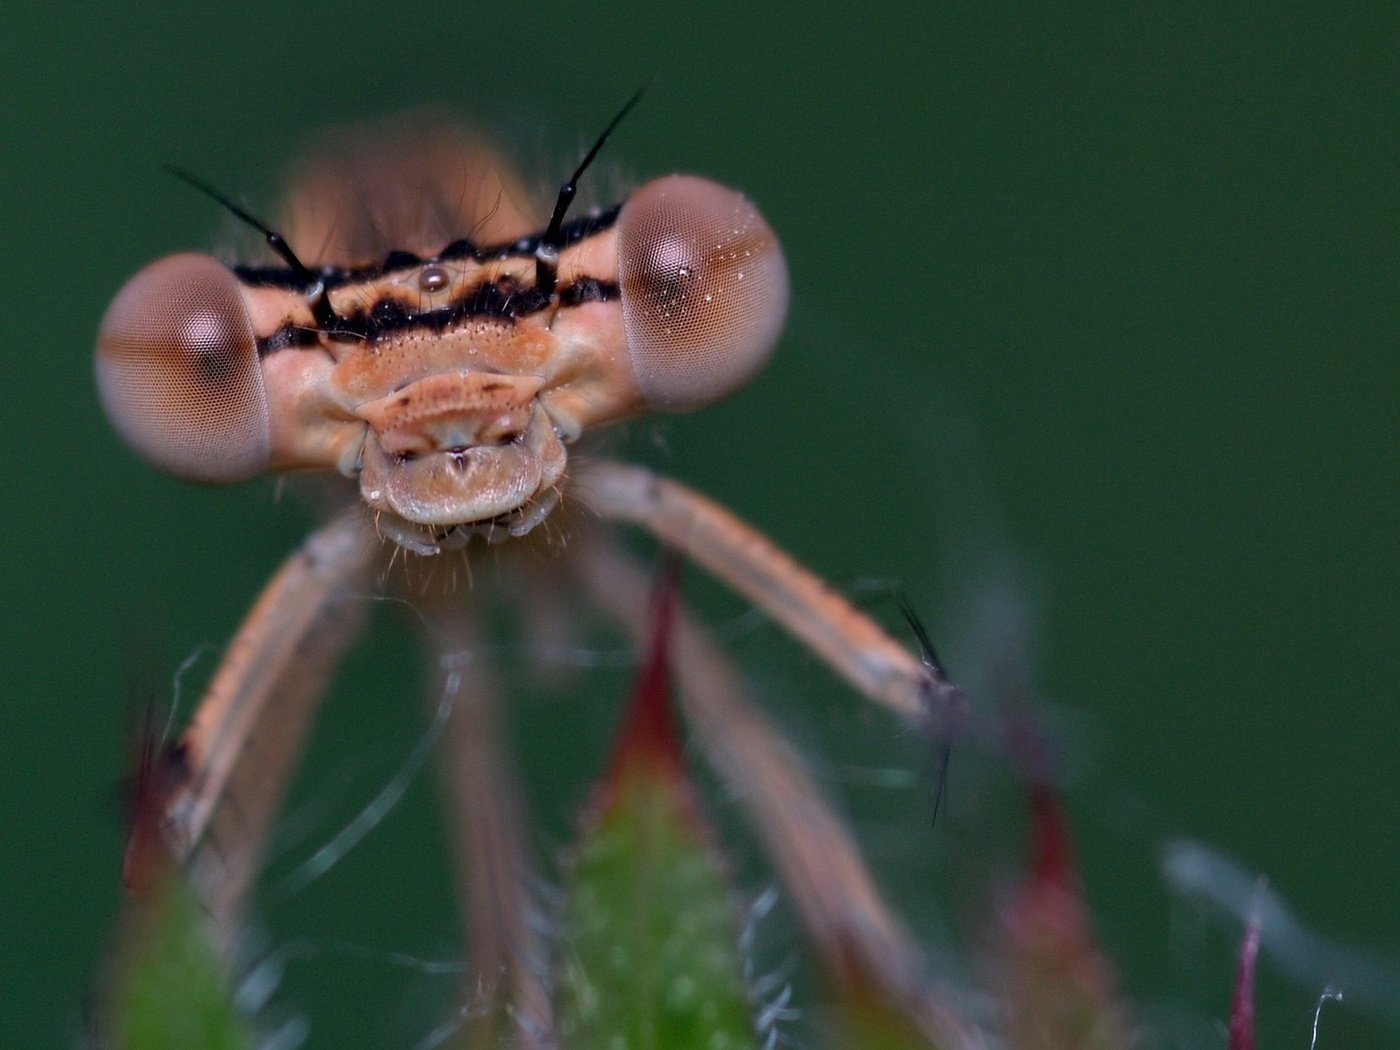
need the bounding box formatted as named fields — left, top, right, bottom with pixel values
left=421, top=597, right=555, bottom=1050
left=575, top=461, right=963, bottom=731
left=573, top=534, right=974, bottom=1047
left=163, top=509, right=380, bottom=940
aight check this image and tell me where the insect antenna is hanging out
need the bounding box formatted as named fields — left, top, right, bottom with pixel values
left=164, top=164, right=341, bottom=332
left=534, top=83, right=649, bottom=296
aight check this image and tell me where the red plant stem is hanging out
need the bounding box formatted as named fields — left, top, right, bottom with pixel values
left=1228, top=908, right=1261, bottom=1050
left=605, top=551, right=687, bottom=787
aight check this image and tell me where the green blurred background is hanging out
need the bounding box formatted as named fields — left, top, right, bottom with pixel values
left=4, top=4, right=1396, bottom=1047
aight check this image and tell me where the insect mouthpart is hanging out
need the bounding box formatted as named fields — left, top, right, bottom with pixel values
left=376, top=482, right=565, bottom=555
left=352, top=368, right=567, bottom=545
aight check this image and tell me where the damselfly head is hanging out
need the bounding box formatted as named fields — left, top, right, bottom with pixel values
left=96, top=115, right=788, bottom=552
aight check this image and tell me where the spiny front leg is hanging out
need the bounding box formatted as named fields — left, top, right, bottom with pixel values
left=576, top=460, right=966, bottom=732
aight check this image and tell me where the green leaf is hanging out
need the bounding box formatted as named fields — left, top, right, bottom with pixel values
left=556, top=766, right=756, bottom=1050
left=106, top=873, right=253, bottom=1050
left=556, top=558, right=756, bottom=1049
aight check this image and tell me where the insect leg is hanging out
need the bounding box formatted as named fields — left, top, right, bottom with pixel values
left=576, top=461, right=965, bottom=731
left=419, top=597, right=554, bottom=1049
left=163, top=509, right=379, bottom=938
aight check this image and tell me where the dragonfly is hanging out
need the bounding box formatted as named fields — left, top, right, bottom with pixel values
left=97, top=98, right=968, bottom=1043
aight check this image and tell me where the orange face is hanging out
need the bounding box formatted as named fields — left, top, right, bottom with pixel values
left=97, top=129, right=789, bottom=554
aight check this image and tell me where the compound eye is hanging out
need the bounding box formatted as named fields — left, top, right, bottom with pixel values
left=618, top=175, right=789, bottom=410
left=96, top=253, right=269, bottom=483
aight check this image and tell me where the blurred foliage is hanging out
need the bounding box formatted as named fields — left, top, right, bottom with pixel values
left=103, top=873, right=252, bottom=1050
